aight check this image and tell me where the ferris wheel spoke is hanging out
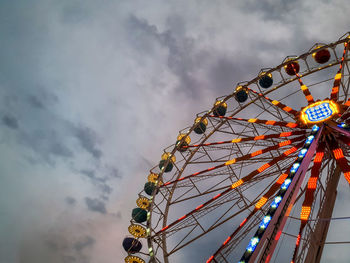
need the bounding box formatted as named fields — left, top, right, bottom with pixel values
left=162, top=136, right=305, bottom=187
left=207, top=166, right=292, bottom=263
left=247, top=88, right=298, bottom=117
left=159, top=167, right=292, bottom=258
left=330, top=41, right=349, bottom=101
left=183, top=130, right=305, bottom=149
left=290, top=141, right=326, bottom=263
left=328, top=138, right=350, bottom=184
left=289, top=62, right=315, bottom=105
left=208, top=115, right=299, bottom=129
left=156, top=142, right=303, bottom=238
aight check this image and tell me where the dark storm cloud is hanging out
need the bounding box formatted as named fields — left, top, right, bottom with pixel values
left=2, top=114, right=19, bottom=129
left=73, top=236, right=95, bottom=251
left=84, top=197, right=107, bottom=214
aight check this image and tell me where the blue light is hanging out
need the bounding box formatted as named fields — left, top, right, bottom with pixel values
left=281, top=178, right=292, bottom=189
left=305, top=135, right=314, bottom=145
left=271, top=196, right=282, bottom=208
left=246, top=237, right=259, bottom=252
left=259, top=215, right=271, bottom=229
left=312, top=125, right=319, bottom=132
left=290, top=163, right=300, bottom=173
left=298, top=148, right=308, bottom=158
left=305, top=102, right=333, bottom=122
left=338, top=122, right=350, bottom=130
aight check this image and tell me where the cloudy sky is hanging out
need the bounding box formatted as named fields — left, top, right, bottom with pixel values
left=1, top=0, right=350, bottom=262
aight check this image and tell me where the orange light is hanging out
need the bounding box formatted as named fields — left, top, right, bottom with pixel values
left=300, top=206, right=311, bottom=221
left=314, top=152, right=324, bottom=163
left=231, top=179, right=243, bottom=189
left=276, top=173, right=288, bottom=184
left=279, top=140, right=292, bottom=147
left=344, top=172, right=350, bottom=184
left=266, top=120, right=276, bottom=125
left=286, top=122, right=298, bottom=128
left=254, top=135, right=265, bottom=140
left=333, top=148, right=344, bottom=160
left=307, top=177, right=317, bottom=189
left=255, top=197, right=267, bottom=209
left=258, top=163, right=270, bottom=173
left=284, top=147, right=298, bottom=156
left=251, top=150, right=263, bottom=157
left=283, top=106, right=292, bottom=112
left=280, top=132, right=292, bottom=137
left=305, top=94, right=314, bottom=101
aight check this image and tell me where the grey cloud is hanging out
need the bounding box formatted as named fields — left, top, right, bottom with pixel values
left=62, top=255, right=77, bottom=263
left=241, top=0, right=300, bottom=20
left=84, top=197, right=107, bottom=214
left=73, top=236, right=95, bottom=252
left=61, top=3, right=91, bottom=24
left=65, top=196, right=76, bottom=205
left=2, top=114, right=19, bottom=129
left=126, top=15, right=202, bottom=97
left=108, top=167, right=122, bottom=179
left=80, top=169, right=113, bottom=198
left=20, top=130, right=74, bottom=163
left=28, top=95, right=45, bottom=109
left=73, top=126, right=102, bottom=159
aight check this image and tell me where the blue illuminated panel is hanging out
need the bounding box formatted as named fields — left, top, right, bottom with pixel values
left=304, top=102, right=333, bottom=122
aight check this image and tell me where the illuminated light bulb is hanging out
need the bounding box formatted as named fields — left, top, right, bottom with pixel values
left=305, top=135, right=314, bottom=144
left=259, top=215, right=272, bottom=229
left=290, top=163, right=300, bottom=173
left=246, top=237, right=260, bottom=252
left=281, top=178, right=292, bottom=189
left=312, top=125, right=319, bottom=132
left=298, top=149, right=308, bottom=158
left=271, top=196, right=282, bottom=208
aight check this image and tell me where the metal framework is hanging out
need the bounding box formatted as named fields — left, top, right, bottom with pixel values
left=123, top=33, right=350, bottom=263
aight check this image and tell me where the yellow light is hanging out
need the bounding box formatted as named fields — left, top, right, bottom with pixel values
left=225, top=158, right=236, bottom=166
left=300, top=100, right=339, bottom=125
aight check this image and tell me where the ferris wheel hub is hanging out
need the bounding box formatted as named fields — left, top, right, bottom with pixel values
left=300, top=100, right=339, bottom=125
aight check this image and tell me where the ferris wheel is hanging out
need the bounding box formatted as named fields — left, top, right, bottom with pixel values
left=122, top=33, right=350, bottom=263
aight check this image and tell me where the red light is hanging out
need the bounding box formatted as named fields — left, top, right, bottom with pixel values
left=275, top=230, right=282, bottom=241
left=240, top=218, right=248, bottom=227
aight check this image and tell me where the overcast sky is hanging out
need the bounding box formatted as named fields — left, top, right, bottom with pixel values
left=1, top=1, right=350, bottom=263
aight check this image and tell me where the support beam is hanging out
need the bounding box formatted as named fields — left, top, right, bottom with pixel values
left=304, top=165, right=341, bottom=263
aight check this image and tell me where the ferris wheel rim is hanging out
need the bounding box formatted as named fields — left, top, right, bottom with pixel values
left=124, top=34, right=350, bottom=263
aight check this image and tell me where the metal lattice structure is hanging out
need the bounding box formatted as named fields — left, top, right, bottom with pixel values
left=123, top=33, right=350, bottom=263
